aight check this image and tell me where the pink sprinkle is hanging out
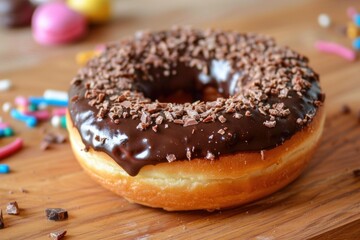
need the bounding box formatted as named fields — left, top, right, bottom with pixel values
left=95, top=44, right=106, bottom=52
left=22, top=110, right=50, bottom=120
left=347, top=7, right=357, bottom=19
left=15, top=96, right=29, bottom=107
left=0, top=123, right=9, bottom=129
left=315, top=41, right=356, bottom=61
left=0, top=138, right=23, bottom=160
left=52, top=107, right=67, bottom=116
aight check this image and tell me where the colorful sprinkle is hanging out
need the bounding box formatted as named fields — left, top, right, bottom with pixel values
left=22, top=110, right=50, bottom=121
left=0, top=123, right=9, bottom=129
left=347, top=22, right=360, bottom=39
left=76, top=50, right=101, bottom=65
left=354, top=14, right=360, bottom=27
left=0, top=164, right=10, bottom=174
left=353, top=37, right=360, bottom=50
left=10, top=109, right=38, bottom=128
left=29, top=97, right=68, bottom=107
left=52, top=107, right=67, bottom=116
left=318, top=13, right=331, bottom=28
left=315, top=41, right=356, bottom=61
left=51, top=116, right=61, bottom=128
left=0, top=79, right=12, bottom=92
left=60, top=116, right=67, bottom=128
left=3, top=128, right=14, bottom=137
left=0, top=138, right=23, bottom=160
left=15, top=96, right=29, bottom=107
left=2, top=102, right=12, bottom=113
left=43, top=89, right=68, bottom=102
left=347, top=7, right=357, bottom=19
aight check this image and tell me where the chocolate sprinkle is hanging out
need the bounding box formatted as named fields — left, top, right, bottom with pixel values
left=6, top=201, right=19, bottom=215
left=46, top=208, right=68, bottom=221
left=49, top=230, right=67, bottom=240
left=0, top=210, right=4, bottom=229
left=69, top=27, right=324, bottom=176
left=341, top=105, right=351, bottom=114
left=354, top=169, right=360, bottom=177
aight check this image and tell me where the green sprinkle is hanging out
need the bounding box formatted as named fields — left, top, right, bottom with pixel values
left=28, top=103, right=38, bottom=112
left=60, top=116, right=67, bottom=128
left=4, top=127, right=13, bottom=137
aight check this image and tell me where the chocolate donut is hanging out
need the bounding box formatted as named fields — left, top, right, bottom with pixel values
left=68, top=27, right=325, bottom=210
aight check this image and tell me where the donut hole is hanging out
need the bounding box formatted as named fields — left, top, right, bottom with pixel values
left=134, top=60, right=237, bottom=104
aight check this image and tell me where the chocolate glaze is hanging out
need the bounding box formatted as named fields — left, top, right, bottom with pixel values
left=68, top=28, right=324, bottom=176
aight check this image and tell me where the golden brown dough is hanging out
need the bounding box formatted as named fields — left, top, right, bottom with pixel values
left=67, top=106, right=324, bottom=211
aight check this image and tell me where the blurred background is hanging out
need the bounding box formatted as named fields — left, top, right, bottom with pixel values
left=1, top=0, right=357, bottom=73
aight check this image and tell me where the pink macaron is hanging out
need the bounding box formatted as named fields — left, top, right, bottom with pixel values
left=32, top=1, right=87, bottom=45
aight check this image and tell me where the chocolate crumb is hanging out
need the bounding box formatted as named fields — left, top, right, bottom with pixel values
left=49, top=230, right=67, bottom=240
left=0, top=210, right=4, bottom=229
left=6, top=201, right=19, bottom=215
left=55, top=134, right=66, bottom=144
left=44, top=133, right=56, bottom=143
left=152, top=125, right=158, bottom=132
left=353, top=169, right=360, bottom=177
left=217, top=129, right=225, bottom=135
left=40, top=141, right=51, bottom=151
left=71, top=95, right=79, bottom=102
left=136, top=122, right=148, bottom=131
left=205, top=151, right=215, bottom=160
left=166, top=154, right=176, bottom=162
left=184, top=118, right=198, bottom=127
left=263, top=120, right=276, bottom=128
left=155, top=116, right=164, bottom=125
left=341, top=105, right=351, bottom=114
left=46, top=208, right=68, bottom=221
left=218, top=115, right=227, bottom=123
left=186, top=149, right=191, bottom=160
left=233, top=113, right=243, bottom=119
left=20, top=188, right=28, bottom=193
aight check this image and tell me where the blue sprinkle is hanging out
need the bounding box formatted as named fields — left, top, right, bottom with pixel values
left=0, top=129, right=4, bottom=137
left=10, top=109, right=37, bottom=128
left=353, top=37, right=360, bottom=50
left=0, top=164, right=10, bottom=174
left=29, top=97, right=68, bottom=107
left=354, top=14, right=360, bottom=27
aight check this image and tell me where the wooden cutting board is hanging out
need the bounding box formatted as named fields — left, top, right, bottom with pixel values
left=1, top=0, right=360, bottom=239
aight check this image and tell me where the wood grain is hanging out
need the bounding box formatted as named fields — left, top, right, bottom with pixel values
left=1, top=0, right=360, bottom=239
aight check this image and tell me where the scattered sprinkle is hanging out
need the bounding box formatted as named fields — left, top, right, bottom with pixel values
left=6, top=201, right=19, bottom=215
left=318, top=13, right=331, bottom=28
left=45, top=208, right=68, bottom=221
left=0, top=138, right=23, bottom=160
left=205, top=151, right=215, bottom=160
left=341, top=104, right=351, bottom=114
left=2, top=102, right=12, bottom=113
left=315, top=41, right=356, bottom=61
left=0, top=79, right=12, bottom=92
left=353, top=169, right=360, bottom=177
left=166, top=154, right=176, bottom=162
left=49, top=230, right=67, bottom=240
left=0, top=210, right=4, bottom=229
left=0, top=164, right=10, bottom=174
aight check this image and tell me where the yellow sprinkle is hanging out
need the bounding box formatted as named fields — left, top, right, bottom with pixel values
left=76, top=50, right=101, bottom=65
left=347, top=22, right=360, bottom=39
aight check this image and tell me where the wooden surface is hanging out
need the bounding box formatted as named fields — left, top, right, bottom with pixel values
left=1, top=0, right=360, bottom=239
